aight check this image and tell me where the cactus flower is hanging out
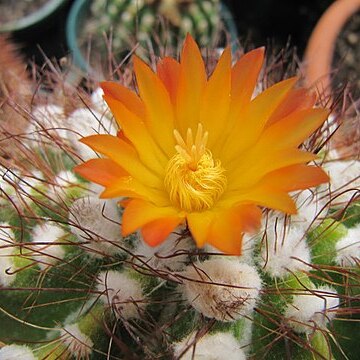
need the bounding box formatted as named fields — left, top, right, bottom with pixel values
left=75, top=35, right=329, bottom=254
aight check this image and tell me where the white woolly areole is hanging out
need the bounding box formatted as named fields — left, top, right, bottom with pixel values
left=182, top=259, right=261, bottom=321
left=29, top=104, right=66, bottom=140
left=61, top=323, right=93, bottom=359
left=31, top=104, right=64, bottom=125
left=325, top=149, right=340, bottom=161
left=173, top=332, right=245, bottom=360
left=134, top=227, right=191, bottom=271
left=0, top=224, right=16, bottom=257
left=0, top=344, right=36, bottom=360
left=0, top=166, right=19, bottom=204
left=54, top=170, right=78, bottom=188
left=291, top=190, right=327, bottom=228
left=96, top=270, right=145, bottom=319
left=0, top=224, right=17, bottom=286
left=68, top=196, right=122, bottom=257
left=30, top=223, right=66, bottom=269
left=16, top=171, right=45, bottom=198
left=323, top=160, right=360, bottom=204
left=66, top=107, right=117, bottom=160
left=335, top=223, right=360, bottom=266
left=285, top=286, right=339, bottom=334
left=48, top=170, right=80, bottom=200
left=90, top=87, right=110, bottom=114
left=86, top=182, right=107, bottom=197
left=259, top=219, right=311, bottom=278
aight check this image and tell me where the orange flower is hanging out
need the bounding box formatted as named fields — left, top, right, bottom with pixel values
left=75, top=35, right=329, bottom=255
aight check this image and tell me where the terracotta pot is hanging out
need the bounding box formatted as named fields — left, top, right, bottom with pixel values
left=304, top=0, right=360, bottom=98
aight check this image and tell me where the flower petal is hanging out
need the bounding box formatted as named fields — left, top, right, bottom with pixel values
left=221, top=77, right=298, bottom=164
left=74, top=158, right=127, bottom=187
left=212, top=48, right=265, bottom=156
left=256, top=164, right=329, bottom=192
left=100, top=178, right=170, bottom=205
left=267, top=88, right=317, bottom=126
left=243, top=190, right=297, bottom=214
left=100, top=81, right=145, bottom=119
left=220, top=189, right=297, bottom=214
left=74, top=158, right=167, bottom=202
left=231, top=47, right=265, bottom=108
left=176, top=34, right=206, bottom=134
left=200, top=47, right=231, bottom=147
left=187, top=211, right=215, bottom=247
left=256, top=108, right=329, bottom=150
left=133, top=56, right=175, bottom=155
left=80, top=135, right=162, bottom=188
left=122, top=199, right=184, bottom=237
left=103, top=95, right=168, bottom=174
left=206, top=205, right=262, bottom=255
left=141, top=217, right=184, bottom=246
left=228, top=149, right=317, bottom=188
left=157, top=57, right=181, bottom=104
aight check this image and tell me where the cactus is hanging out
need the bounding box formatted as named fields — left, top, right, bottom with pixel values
left=85, top=0, right=221, bottom=53
left=0, top=36, right=359, bottom=360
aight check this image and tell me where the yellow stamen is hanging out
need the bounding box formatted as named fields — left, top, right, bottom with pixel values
left=164, top=124, right=227, bottom=212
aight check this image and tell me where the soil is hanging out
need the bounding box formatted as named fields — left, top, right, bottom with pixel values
left=0, top=0, right=49, bottom=24
left=333, top=11, right=360, bottom=97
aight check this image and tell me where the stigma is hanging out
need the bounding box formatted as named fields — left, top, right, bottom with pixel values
left=164, top=124, right=227, bottom=212
left=173, top=123, right=209, bottom=171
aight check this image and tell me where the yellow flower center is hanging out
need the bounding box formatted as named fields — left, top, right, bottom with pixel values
left=164, top=124, right=227, bottom=212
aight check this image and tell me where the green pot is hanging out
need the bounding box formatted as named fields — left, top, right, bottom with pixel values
left=66, top=0, right=239, bottom=73
left=0, top=0, right=70, bottom=35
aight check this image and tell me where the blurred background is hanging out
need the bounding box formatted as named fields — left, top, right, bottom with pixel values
left=6, top=0, right=335, bottom=64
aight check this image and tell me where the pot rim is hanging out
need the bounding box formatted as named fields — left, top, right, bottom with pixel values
left=304, top=0, right=360, bottom=95
left=0, top=0, right=69, bottom=33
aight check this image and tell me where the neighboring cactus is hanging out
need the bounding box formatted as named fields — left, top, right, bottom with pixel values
left=86, top=0, right=221, bottom=52
left=0, top=37, right=359, bottom=360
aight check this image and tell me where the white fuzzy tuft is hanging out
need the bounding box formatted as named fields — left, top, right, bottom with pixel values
left=66, top=108, right=117, bottom=160
left=134, top=227, right=191, bottom=271
left=30, top=223, right=66, bottom=269
left=291, top=190, right=327, bottom=228
left=68, top=196, right=122, bottom=257
left=173, top=332, right=245, bottom=360
left=0, top=224, right=16, bottom=257
left=0, top=167, right=19, bottom=204
left=29, top=104, right=66, bottom=141
left=0, top=344, right=36, bottom=360
left=0, top=224, right=17, bottom=286
left=335, top=224, right=360, bottom=266
left=323, top=160, right=360, bottom=205
left=285, top=286, right=339, bottom=333
left=86, top=182, right=108, bottom=197
left=54, top=170, right=78, bottom=188
left=16, top=171, right=45, bottom=197
left=31, top=104, right=64, bottom=125
left=48, top=170, right=80, bottom=200
left=90, top=88, right=110, bottom=115
left=61, top=323, right=93, bottom=359
left=182, top=259, right=261, bottom=321
left=96, top=270, right=145, bottom=319
left=260, top=219, right=311, bottom=278
left=325, top=149, right=340, bottom=161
